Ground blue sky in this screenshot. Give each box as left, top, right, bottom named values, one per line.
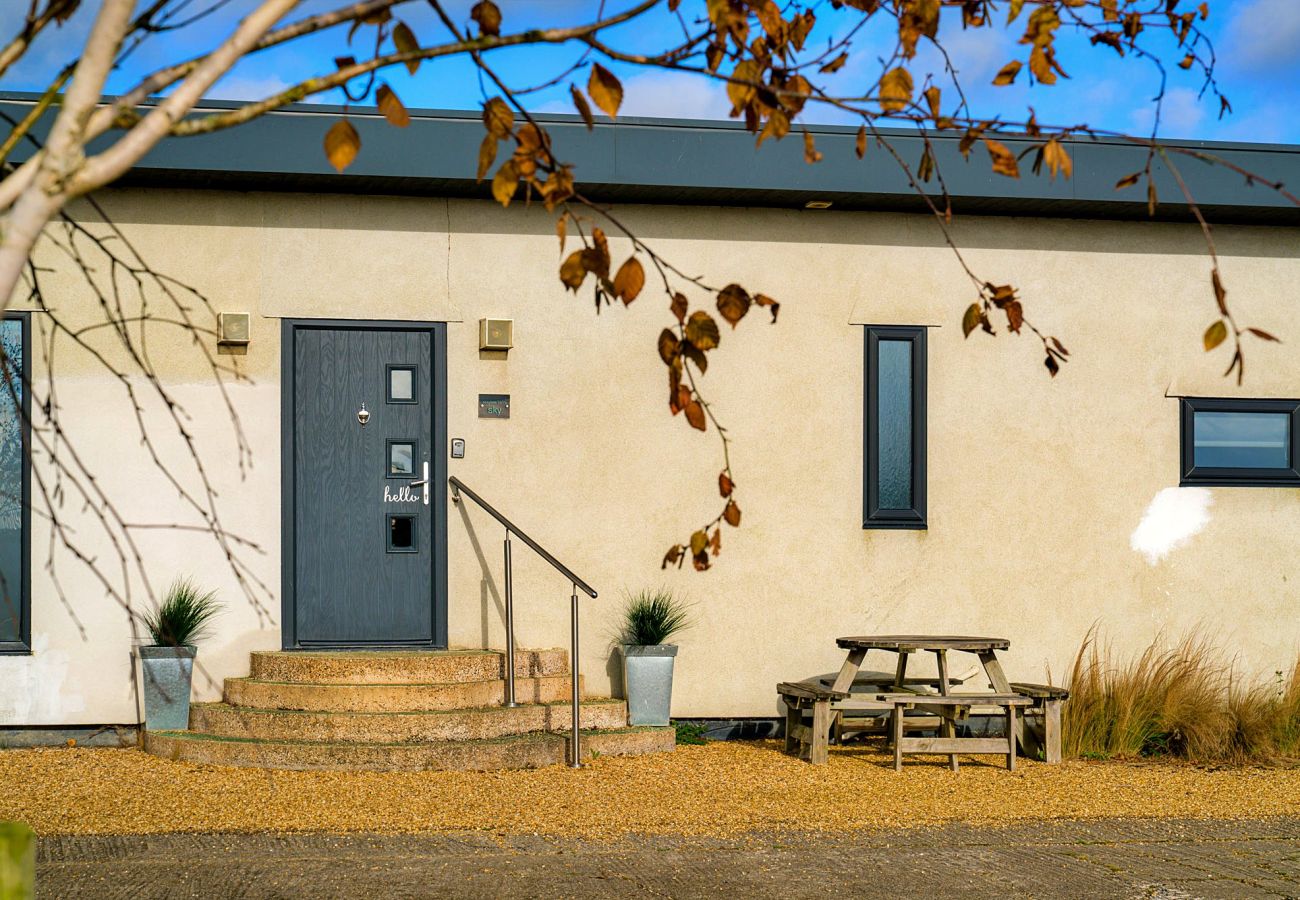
left=3, top=0, right=1299, bottom=144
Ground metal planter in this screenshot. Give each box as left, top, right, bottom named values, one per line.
left=138, top=645, right=196, bottom=732
left=621, top=644, right=678, bottom=726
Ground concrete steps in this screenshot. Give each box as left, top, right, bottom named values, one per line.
left=190, top=698, right=629, bottom=743
left=144, top=726, right=675, bottom=772
left=142, top=648, right=675, bottom=772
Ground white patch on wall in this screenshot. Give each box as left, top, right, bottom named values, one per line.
left=0, top=634, right=86, bottom=724
left=1130, top=487, right=1213, bottom=565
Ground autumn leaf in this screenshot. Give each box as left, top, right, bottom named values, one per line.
left=924, top=85, right=941, bottom=120
left=690, top=529, right=709, bottom=555
left=1203, top=319, right=1228, bottom=351
left=588, top=64, right=623, bottom=119
left=482, top=96, right=514, bottom=138
left=961, top=303, right=982, bottom=338
left=754, top=293, right=780, bottom=323
left=819, top=52, right=848, bottom=74
left=723, top=500, right=741, bottom=527
left=685, top=400, right=707, bottom=431
left=1115, top=171, right=1141, bottom=190
left=612, top=257, right=645, bottom=304
left=709, top=528, right=721, bottom=555
left=985, top=138, right=1020, bottom=178
left=918, top=145, right=934, bottom=182
left=560, top=250, right=587, bottom=291
left=392, top=21, right=420, bottom=75
left=375, top=84, right=409, bottom=127
left=1005, top=299, right=1024, bottom=333
left=727, top=59, right=762, bottom=114
left=1041, top=138, right=1072, bottom=180
left=716, top=284, right=751, bottom=328
left=570, top=84, right=594, bottom=130
left=658, top=328, right=680, bottom=365
left=1246, top=327, right=1280, bottom=342
left=1211, top=268, right=1228, bottom=315
left=476, top=134, right=497, bottom=182
left=662, top=545, right=683, bottom=569
left=555, top=213, right=567, bottom=253
left=993, top=60, right=1022, bottom=86
left=803, top=130, right=823, bottom=164
left=879, top=67, right=913, bottom=113
left=1044, top=353, right=1060, bottom=377
left=323, top=119, right=360, bottom=172
left=470, top=0, right=501, bottom=36
left=719, top=471, right=734, bottom=497
left=685, top=310, right=721, bottom=350
left=671, top=292, right=688, bottom=323
left=491, top=160, right=519, bottom=206
left=855, top=125, right=868, bottom=159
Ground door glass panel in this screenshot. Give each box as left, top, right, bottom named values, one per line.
left=1193, top=411, right=1290, bottom=468
left=388, top=441, right=415, bottom=476
left=0, top=319, right=20, bottom=643
left=387, top=515, right=417, bottom=552
left=388, top=366, right=415, bottom=403
left=876, top=338, right=912, bottom=510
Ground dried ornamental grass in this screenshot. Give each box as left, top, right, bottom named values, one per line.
left=1, top=743, right=1299, bottom=839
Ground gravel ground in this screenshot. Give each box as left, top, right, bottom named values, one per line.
left=4, top=741, right=1300, bottom=838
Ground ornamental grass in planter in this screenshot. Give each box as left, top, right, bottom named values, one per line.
left=617, top=589, right=693, bottom=727
left=138, top=578, right=220, bottom=732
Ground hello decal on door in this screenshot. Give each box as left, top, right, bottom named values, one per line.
left=383, top=484, right=422, bottom=503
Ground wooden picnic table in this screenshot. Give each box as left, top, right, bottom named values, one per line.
left=779, top=634, right=1067, bottom=770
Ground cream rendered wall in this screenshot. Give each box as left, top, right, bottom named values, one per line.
left=2, top=186, right=1297, bottom=724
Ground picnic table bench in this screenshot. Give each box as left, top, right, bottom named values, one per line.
left=779, top=635, right=1067, bottom=770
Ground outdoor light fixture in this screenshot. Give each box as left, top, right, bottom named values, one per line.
left=804, top=200, right=833, bottom=209
left=217, top=311, right=251, bottom=345
left=479, top=318, right=514, bottom=351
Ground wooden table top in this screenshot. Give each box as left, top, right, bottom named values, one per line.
left=836, top=635, right=1011, bottom=652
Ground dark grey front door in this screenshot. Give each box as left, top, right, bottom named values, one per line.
left=283, top=321, right=447, bottom=648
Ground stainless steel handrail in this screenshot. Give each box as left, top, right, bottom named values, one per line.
left=449, top=475, right=596, bottom=768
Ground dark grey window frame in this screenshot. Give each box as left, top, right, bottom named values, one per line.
left=386, top=513, right=419, bottom=553
left=386, top=363, right=418, bottom=404
left=0, top=312, right=30, bottom=655
left=385, top=438, right=418, bottom=479
left=863, top=325, right=927, bottom=529
left=1179, top=396, right=1300, bottom=487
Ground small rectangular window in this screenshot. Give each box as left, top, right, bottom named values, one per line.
left=0, top=313, right=29, bottom=654
left=387, top=365, right=416, bottom=403
left=864, top=326, right=926, bottom=529
left=386, top=439, right=417, bottom=477
left=1180, top=397, right=1300, bottom=486
left=387, top=515, right=418, bottom=552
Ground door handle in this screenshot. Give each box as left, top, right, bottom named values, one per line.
left=408, top=460, right=429, bottom=505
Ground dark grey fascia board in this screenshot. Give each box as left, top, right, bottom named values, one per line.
left=2, top=92, right=1297, bottom=224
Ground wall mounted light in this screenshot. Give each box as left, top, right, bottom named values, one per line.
left=217, top=312, right=251, bottom=346
left=479, top=318, right=513, bottom=351
left=804, top=200, right=833, bottom=210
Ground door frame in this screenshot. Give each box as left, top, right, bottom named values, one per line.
left=280, top=318, right=448, bottom=650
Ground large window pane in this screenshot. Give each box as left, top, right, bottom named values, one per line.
left=1193, top=411, right=1289, bottom=469
left=876, top=338, right=912, bottom=509
left=0, top=318, right=22, bottom=645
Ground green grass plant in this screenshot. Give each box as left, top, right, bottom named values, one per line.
left=142, top=578, right=221, bottom=647
left=618, top=588, right=692, bottom=646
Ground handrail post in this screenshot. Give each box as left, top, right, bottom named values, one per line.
left=503, top=531, right=516, bottom=708
left=570, top=584, right=581, bottom=768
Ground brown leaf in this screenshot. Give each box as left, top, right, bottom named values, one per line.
left=475, top=134, right=497, bottom=182
left=658, top=328, right=680, bottom=365
left=1203, top=319, right=1228, bottom=351
left=491, top=159, right=519, bottom=206
left=560, top=250, right=587, bottom=291
left=918, top=145, right=934, bottom=182
left=392, top=21, right=420, bottom=75
left=681, top=340, right=708, bottom=374
left=727, top=60, right=762, bottom=114
left=709, top=528, right=721, bottom=556
left=716, top=284, right=751, bottom=328
left=671, top=292, right=689, bottom=323
left=613, top=257, right=645, bottom=304
left=855, top=124, right=868, bottom=159
left=1147, top=179, right=1158, bottom=216
left=588, top=64, right=623, bottom=119
left=719, top=471, right=734, bottom=498
left=993, top=59, right=1022, bottom=86
left=1244, top=327, right=1279, bottom=342
left=723, top=499, right=741, bottom=527
left=1178, top=53, right=1194, bottom=70
left=924, top=85, right=942, bottom=120
left=685, top=310, right=721, bottom=350
left=690, top=529, right=709, bottom=556
left=1050, top=336, right=1070, bottom=357
left=662, top=545, right=683, bottom=569
left=1042, top=138, right=1072, bottom=180
left=556, top=213, right=567, bottom=253
left=985, top=138, right=1020, bottom=178
left=1044, top=353, right=1059, bottom=377
left=879, top=67, right=913, bottom=113
left=803, top=130, right=823, bottom=164
left=961, top=302, right=981, bottom=338
left=375, top=84, right=410, bottom=127
left=753, top=293, right=780, bottom=323
left=819, top=52, right=849, bottom=74
left=470, top=0, right=501, bottom=36
left=1005, top=299, right=1024, bottom=333
left=685, top=400, right=707, bottom=432
left=1211, top=268, right=1228, bottom=316
left=1115, top=171, right=1141, bottom=190
left=483, top=96, right=514, bottom=138
left=323, top=119, right=360, bottom=173
left=692, top=549, right=711, bottom=572
left=570, top=84, right=594, bottom=130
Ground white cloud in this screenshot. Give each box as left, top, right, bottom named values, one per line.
left=1221, top=0, right=1300, bottom=73
left=615, top=69, right=732, bottom=121
left=1130, top=487, right=1213, bottom=565
left=1129, top=86, right=1206, bottom=139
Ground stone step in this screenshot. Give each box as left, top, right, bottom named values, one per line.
left=143, top=726, right=675, bottom=771
left=248, top=649, right=569, bottom=685
left=224, top=674, right=583, bottom=713
left=189, top=699, right=628, bottom=743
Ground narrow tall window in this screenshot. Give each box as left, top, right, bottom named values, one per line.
left=864, top=326, right=926, bottom=529
left=0, top=314, right=29, bottom=653
left=1180, top=397, right=1300, bottom=486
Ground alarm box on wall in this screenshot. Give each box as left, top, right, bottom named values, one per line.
left=479, top=318, right=513, bottom=351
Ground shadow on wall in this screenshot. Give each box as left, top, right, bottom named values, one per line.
left=454, top=498, right=504, bottom=649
